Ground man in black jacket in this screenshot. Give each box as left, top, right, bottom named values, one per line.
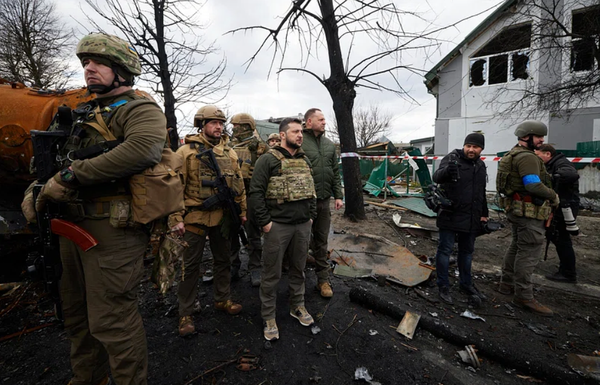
left=432, top=133, right=489, bottom=304
left=536, top=144, right=580, bottom=283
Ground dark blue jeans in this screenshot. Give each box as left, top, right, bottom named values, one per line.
left=435, top=229, right=476, bottom=289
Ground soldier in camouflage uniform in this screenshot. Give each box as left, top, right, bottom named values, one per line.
left=171, top=105, right=247, bottom=337
left=248, top=118, right=317, bottom=341
left=267, top=132, right=281, bottom=148
left=496, top=120, right=559, bottom=317
left=228, top=113, right=267, bottom=286
left=21, top=33, right=178, bottom=385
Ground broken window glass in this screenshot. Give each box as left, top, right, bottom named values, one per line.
left=470, top=59, right=487, bottom=86
left=511, top=52, right=529, bottom=80
left=571, top=39, right=595, bottom=71
left=469, top=23, right=531, bottom=87
left=571, top=6, right=600, bottom=72
left=489, top=54, right=508, bottom=84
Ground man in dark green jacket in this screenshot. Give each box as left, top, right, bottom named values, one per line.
left=302, top=108, right=344, bottom=298
left=249, top=117, right=317, bottom=341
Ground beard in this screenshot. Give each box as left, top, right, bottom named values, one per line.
left=286, top=137, right=301, bottom=149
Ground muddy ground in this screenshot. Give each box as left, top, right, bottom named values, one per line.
left=1, top=198, right=600, bottom=385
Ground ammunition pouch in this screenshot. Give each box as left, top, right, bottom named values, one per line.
left=503, top=194, right=552, bottom=220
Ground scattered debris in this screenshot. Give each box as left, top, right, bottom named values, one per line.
left=332, top=264, right=373, bottom=278
left=457, top=345, right=481, bottom=368
left=354, top=367, right=382, bottom=384
left=368, top=329, right=379, bottom=336
left=524, top=323, right=557, bottom=338
left=236, top=354, right=259, bottom=371
left=460, top=310, right=486, bottom=322
left=311, top=325, right=321, bottom=335
left=567, top=354, right=600, bottom=380
left=328, top=232, right=432, bottom=287
left=504, top=303, right=515, bottom=313
left=0, top=282, right=22, bottom=294
left=396, top=311, right=421, bottom=339
left=392, top=213, right=438, bottom=239
left=429, top=312, right=438, bottom=318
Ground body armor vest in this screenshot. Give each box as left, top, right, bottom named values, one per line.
left=496, top=145, right=552, bottom=197
left=184, top=141, right=244, bottom=204
left=229, top=136, right=267, bottom=180
left=265, top=149, right=316, bottom=203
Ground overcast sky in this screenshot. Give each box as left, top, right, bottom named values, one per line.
left=57, top=0, right=503, bottom=143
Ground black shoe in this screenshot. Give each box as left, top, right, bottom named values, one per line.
left=439, top=287, right=453, bottom=304
left=459, top=284, right=487, bottom=301
left=545, top=272, right=577, bottom=283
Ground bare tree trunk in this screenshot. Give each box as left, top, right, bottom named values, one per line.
left=321, top=0, right=365, bottom=220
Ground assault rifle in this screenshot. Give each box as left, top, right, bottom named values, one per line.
left=28, top=122, right=98, bottom=322
left=197, top=148, right=242, bottom=238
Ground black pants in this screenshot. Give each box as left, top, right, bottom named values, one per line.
left=551, top=207, right=578, bottom=279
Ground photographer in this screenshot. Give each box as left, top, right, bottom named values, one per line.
left=535, top=144, right=580, bottom=283
left=432, top=133, right=489, bottom=304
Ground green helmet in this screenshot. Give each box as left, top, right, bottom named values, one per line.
left=194, top=105, right=226, bottom=128
left=231, top=113, right=256, bottom=131
left=231, top=113, right=255, bottom=139
left=514, top=120, right=548, bottom=138
left=76, top=33, right=141, bottom=76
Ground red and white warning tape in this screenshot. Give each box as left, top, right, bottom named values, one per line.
left=339, top=153, right=600, bottom=163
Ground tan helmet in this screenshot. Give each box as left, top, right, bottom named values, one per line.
left=268, top=133, right=280, bottom=141
left=230, top=113, right=256, bottom=131
left=76, top=33, right=141, bottom=76
left=514, top=120, right=548, bottom=138
left=194, top=105, right=226, bottom=128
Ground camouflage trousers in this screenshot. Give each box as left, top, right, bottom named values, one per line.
left=60, top=218, right=148, bottom=385
left=501, top=212, right=545, bottom=300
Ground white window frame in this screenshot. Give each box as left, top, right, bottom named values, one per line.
left=469, top=49, right=530, bottom=87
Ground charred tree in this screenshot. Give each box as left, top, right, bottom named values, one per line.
left=84, top=0, right=231, bottom=150
left=230, top=0, right=458, bottom=220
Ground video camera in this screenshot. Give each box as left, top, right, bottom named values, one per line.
left=424, top=184, right=453, bottom=214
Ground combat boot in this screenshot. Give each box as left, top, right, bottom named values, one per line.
left=512, top=297, right=554, bottom=317
left=317, top=282, right=333, bottom=298
left=178, top=316, right=195, bottom=337
left=214, top=300, right=242, bottom=315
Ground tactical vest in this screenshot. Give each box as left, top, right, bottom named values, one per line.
left=57, top=94, right=184, bottom=225
left=60, top=94, right=145, bottom=199
left=184, top=141, right=245, bottom=203
left=229, top=136, right=267, bottom=180
left=265, top=149, right=316, bottom=204
left=496, top=145, right=553, bottom=219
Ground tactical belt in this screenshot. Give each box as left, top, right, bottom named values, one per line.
left=64, top=195, right=131, bottom=219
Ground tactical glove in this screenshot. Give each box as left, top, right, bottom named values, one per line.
left=35, top=172, right=78, bottom=212
left=21, top=192, right=37, bottom=223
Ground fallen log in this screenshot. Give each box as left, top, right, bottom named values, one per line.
left=349, top=286, right=585, bottom=385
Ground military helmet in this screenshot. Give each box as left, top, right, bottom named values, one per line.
left=230, top=113, right=256, bottom=132
left=268, top=133, right=280, bottom=141
left=76, top=33, right=141, bottom=76
left=194, top=105, right=226, bottom=128
left=514, top=120, right=548, bottom=138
